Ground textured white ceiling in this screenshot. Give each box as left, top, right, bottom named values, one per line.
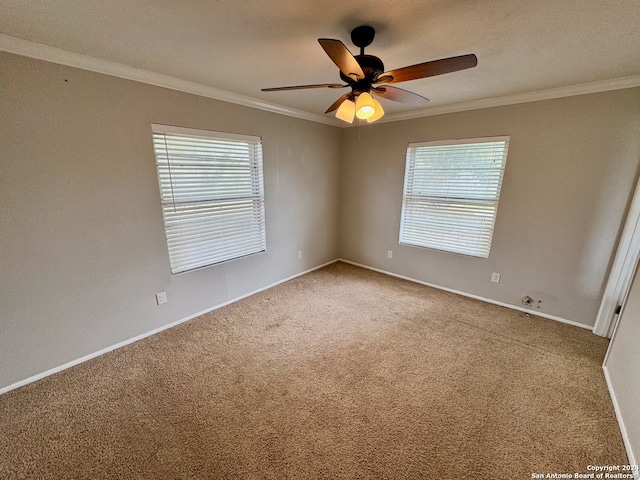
left=1, top=0, right=639, bottom=123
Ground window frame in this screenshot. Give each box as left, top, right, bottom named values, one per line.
left=399, top=135, right=510, bottom=258
left=151, top=123, right=266, bottom=274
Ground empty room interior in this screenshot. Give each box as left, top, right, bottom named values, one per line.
left=1, top=1, right=640, bottom=478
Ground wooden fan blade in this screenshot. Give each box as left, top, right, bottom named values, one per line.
left=375, top=54, right=477, bottom=84
left=372, top=85, right=429, bottom=106
left=324, top=92, right=353, bottom=114
left=318, top=39, right=365, bottom=81
left=262, top=83, right=347, bottom=92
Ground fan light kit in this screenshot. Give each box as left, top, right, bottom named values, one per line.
left=262, top=25, right=478, bottom=124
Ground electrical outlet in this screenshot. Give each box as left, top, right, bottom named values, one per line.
left=156, top=292, right=167, bottom=305
left=491, top=272, right=501, bottom=283
left=387, top=250, right=393, bottom=258
left=297, top=250, right=302, bottom=260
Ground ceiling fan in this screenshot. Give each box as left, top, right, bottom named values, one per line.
left=262, top=25, right=478, bottom=124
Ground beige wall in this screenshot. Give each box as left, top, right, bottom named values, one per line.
left=0, top=52, right=341, bottom=389
left=339, top=89, right=640, bottom=326
left=605, top=264, right=640, bottom=466
left=2, top=50, right=640, bottom=392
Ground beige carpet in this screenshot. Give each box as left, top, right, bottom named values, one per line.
left=0, top=262, right=628, bottom=479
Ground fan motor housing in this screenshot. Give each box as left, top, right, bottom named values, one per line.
left=339, top=54, right=384, bottom=84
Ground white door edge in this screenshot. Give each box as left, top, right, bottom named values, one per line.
left=594, top=179, right=640, bottom=337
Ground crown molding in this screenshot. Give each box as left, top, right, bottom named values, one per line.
left=0, top=34, right=341, bottom=127
left=2, top=34, right=639, bottom=128
left=376, top=74, right=640, bottom=124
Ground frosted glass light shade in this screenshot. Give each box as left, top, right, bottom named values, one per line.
left=355, top=92, right=376, bottom=119
left=367, top=98, right=384, bottom=123
left=335, top=99, right=356, bottom=123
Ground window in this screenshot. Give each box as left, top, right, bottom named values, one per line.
left=399, top=136, right=509, bottom=258
left=151, top=124, right=266, bottom=274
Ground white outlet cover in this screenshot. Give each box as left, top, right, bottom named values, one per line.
left=387, top=250, right=393, bottom=258
left=156, top=292, right=167, bottom=305
left=491, top=272, right=501, bottom=283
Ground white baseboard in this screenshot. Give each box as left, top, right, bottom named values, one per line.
left=0, top=259, right=340, bottom=395
left=603, top=366, right=639, bottom=476
left=338, top=258, right=591, bottom=330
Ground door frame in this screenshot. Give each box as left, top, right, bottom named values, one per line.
left=594, top=178, right=640, bottom=337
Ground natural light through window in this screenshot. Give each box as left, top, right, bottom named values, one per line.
left=399, top=136, right=509, bottom=258
left=151, top=124, right=266, bottom=274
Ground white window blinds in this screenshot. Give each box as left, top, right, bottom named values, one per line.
left=399, top=136, right=509, bottom=258
left=151, top=124, right=266, bottom=274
